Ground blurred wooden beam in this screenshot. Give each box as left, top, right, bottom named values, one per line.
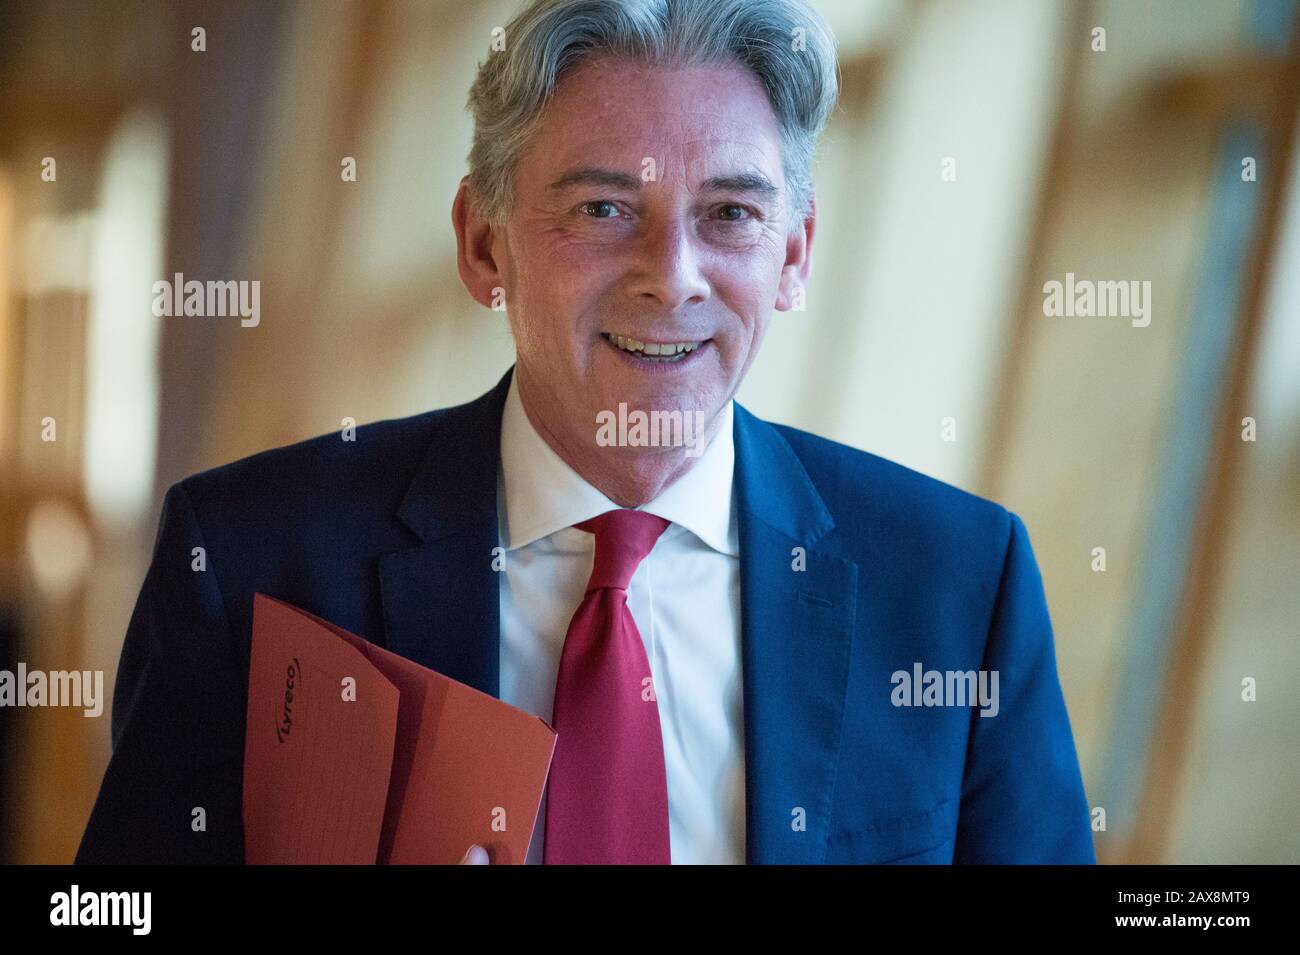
left=0, top=92, right=129, bottom=141
left=977, top=0, right=1094, bottom=499
left=1125, top=7, right=1300, bottom=865
left=1138, top=57, right=1292, bottom=126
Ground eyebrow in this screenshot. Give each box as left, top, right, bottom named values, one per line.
left=546, top=167, right=642, bottom=192
left=546, top=166, right=780, bottom=202
left=700, top=172, right=780, bottom=202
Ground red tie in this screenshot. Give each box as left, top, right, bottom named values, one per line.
left=543, top=508, right=672, bottom=864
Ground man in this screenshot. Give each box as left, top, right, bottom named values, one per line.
left=77, top=0, right=1095, bottom=864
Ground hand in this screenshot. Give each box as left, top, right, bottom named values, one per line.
left=459, top=844, right=490, bottom=864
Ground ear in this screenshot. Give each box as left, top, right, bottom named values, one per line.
left=452, top=175, right=507, bottom=310
left=775, top=192, right=816, bottom=312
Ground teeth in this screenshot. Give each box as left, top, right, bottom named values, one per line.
left=607, top=333, right=701, bottom=358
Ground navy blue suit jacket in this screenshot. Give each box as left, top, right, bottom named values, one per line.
left=77, top=366, right=1095, bottom=864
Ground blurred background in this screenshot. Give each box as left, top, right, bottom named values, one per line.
left=1, top=0, right=1297, bottom=865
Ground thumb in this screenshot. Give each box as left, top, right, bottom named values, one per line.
left=459, top=844, right=490, bottom=865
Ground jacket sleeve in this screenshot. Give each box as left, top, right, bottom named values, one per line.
left=952, top=510, right=1096, bottom=863
left=76, top=481, right=247, bottom=863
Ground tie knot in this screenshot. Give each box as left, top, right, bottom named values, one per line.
left=575, top=509, right=671, bottom=593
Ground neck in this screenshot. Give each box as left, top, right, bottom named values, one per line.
left=515, top=370, right=723, bottom=508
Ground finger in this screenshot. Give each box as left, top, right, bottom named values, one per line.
left=459, top=844, right=490, bottom=865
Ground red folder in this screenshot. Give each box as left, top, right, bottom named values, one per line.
left=243, top=593, right=556, bottom=864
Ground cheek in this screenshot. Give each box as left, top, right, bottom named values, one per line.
left=712, top=236, right=784, bottom=299
left=509, top=262, right=597, bottom=350
left=527, top=237, right=611, bottom=313
left=714, top=268, right=779, bottom=337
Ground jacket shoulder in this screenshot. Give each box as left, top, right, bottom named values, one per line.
left=178, top=408, right=439, bottom=500
left=167, top=400, right=472, bottom=554
left=768, top=420, right=1015, bottom=559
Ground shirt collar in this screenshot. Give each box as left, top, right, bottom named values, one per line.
left=498, top=372, right=738, bottom=556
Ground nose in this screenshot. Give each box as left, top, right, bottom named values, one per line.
left=626, top=217, right=710, bottom=311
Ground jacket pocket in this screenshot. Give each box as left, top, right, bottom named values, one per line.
left=824, top=798, right=957, bottom=864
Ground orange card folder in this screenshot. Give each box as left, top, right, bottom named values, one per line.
left=244, top=593, right=556, bottom=864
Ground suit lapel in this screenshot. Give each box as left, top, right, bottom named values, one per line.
left=734, top=403, right=858, bottom=864
left=378, top=367, right=513, bottom=697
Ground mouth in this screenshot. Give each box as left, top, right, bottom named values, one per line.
left=600, top=331, right=709, bottom=364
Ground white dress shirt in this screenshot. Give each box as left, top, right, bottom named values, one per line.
left=496, top=373, right=746, bottom=864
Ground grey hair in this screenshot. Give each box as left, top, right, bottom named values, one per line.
left=465, top=0, right=839, bottom=231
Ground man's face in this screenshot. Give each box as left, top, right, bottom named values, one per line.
left=488, top=55, right=811, bottom=462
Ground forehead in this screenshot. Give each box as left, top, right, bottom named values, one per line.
left=518, top=56, right=784, bottom=184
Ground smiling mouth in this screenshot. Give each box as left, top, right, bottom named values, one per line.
left=601, top=331, right=707, bottom=363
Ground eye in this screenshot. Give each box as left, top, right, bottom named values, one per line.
left=581, top=200, right=620, bottom=219
left=715, top=203, right=752, bottom=222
